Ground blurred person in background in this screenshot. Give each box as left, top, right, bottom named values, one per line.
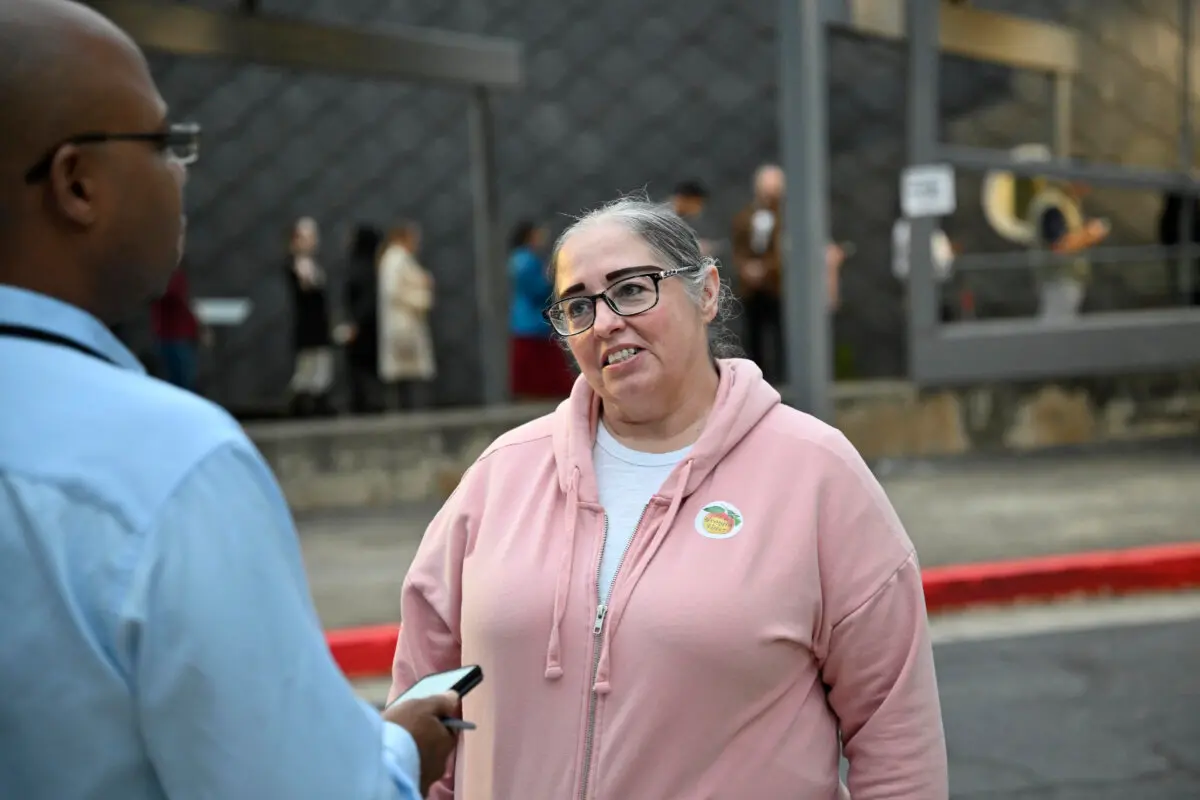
left=667, top=179, right=717, bottom=258
left=389, top=196, right=947, bottom=800
left=340, top=223, right=385, bottom=413
left=284, top=215, right=336, bottom=416
left=1157, top=186, right=1200, bottom=307
left=891, top=196, right=962, bottom=322
left=150, top=259, right=203, bottom=392
left=732, top=164, right=845, bottom=383
left=378, top=221, right=436, bottom=410
left=0, top=0, right=462, bottom=796
left=508, top=219, right=574, bottom=400
left=732, top=164, right=786, bottom=383
left=1027, top=180, right=1109, bottom=320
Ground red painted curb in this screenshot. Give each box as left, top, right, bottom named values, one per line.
left=328, top=542, right=1200, bottom=679
left=327, top=625, right=402, bottom=680
left=921, top=541, right=1200, bottom=612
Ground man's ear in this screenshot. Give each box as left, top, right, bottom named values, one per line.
left=48, top=145, right=99, bottom=227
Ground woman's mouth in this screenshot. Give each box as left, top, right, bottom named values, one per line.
left=603, top=347, right=643, bottom=368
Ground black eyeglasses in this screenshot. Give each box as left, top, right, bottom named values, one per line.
left=23, top=122, right=201, bottom=184
left=543, top=265, right=701, bottom=337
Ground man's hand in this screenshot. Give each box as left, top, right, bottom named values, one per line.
left=826, top=243, right=845, bottom=311
left=384, top=692, right=461, bottom=795
left=1057, top=217, right=1110, bottom=254
left=1085, top=217, right=1111, bottom=241
left=825, top=242, right=846, bottom=272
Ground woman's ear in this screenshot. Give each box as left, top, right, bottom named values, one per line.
left=702, top=265, right=720, bottom=323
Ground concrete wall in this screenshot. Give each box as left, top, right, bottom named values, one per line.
left=252, top=372, right=1200, bottom=513
left=138, top=0, right=1193, bottom=407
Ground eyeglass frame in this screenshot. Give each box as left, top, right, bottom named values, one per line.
left=23, top=122, right=201, bottom=184
left=542, top=264, right=702, bottom=337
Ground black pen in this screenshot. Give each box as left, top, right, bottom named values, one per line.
left=440, top=718, right=477, bottom=731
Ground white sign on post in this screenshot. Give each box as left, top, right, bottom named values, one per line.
left=901, top=163, right=957, bottom=218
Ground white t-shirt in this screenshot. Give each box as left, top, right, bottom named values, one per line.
left=749, top=208, right=777, bottom=255
left=892, top=219, right=954, bottom=283
left=593, top=423, right=691, bottom=604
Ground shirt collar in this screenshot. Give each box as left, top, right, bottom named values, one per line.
left=0, top=284, right=146, bottom=373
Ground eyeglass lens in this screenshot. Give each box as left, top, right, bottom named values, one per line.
left=166, top=126, right=200, bottom=165
left=551, top=274, right=659, bottom=335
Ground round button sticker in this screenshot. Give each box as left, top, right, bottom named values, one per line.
left=695, top=501, right=744, bottom=539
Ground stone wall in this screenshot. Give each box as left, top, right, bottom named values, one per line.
left=253, top=372, right=1200, bottom=513
left=837, top=372, right=1200, bottom=460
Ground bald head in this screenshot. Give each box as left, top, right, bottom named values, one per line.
left=754, top=164, right=785, bottom=204
left=0, top=1, right=144, bottom=196
left=0, top=0, right=186, bottom=323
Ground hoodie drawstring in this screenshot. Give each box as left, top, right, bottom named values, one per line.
left=593, top=459, right=695, bottom=695
left=544, top=467, right=582, bottom=680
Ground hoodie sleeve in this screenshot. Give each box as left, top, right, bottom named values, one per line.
left=813, top=432, right=949, bottom=800
left=388, top=478, right=475, bottom=800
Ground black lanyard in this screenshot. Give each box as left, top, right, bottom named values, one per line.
left=0, top=323, right=117, bottom=366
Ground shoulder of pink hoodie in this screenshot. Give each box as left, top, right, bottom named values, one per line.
left=391, top=359, right=947, bottom=800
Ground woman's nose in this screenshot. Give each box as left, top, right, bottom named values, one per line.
left=591, top=299, right=625, bottom=336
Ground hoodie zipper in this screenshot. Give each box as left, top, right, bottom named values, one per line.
left=578, top=504, right=648, bottom=800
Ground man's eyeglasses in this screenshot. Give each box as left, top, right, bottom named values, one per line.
left=543, top=265, right=701, bottom=337
left=23, top=122, right=201, bottom=184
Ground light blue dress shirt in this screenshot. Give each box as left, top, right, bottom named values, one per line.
left=0, top=285, right=422, bottom=799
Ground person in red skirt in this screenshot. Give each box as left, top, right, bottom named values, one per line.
left=508, top=220, right=576, bottom=399
left=151, top=262, right=202, bottom=392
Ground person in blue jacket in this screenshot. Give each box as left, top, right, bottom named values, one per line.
left=508, top=220, right=574, bottom=398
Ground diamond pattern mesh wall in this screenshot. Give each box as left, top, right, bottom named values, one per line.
left=134, top=0, right=1191, bottom=406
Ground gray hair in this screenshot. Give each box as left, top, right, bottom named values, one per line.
left=549, top=193, right=741, bottom=358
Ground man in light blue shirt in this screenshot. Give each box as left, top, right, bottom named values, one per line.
left=0, top=1, right=459, bottom=797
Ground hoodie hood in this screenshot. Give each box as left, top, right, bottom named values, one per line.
left=551, top=357, right=781, bottom=503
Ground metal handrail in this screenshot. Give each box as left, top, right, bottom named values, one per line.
left=953, top=244, right=1200, bottom=272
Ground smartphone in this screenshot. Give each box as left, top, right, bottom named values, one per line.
left=386, top=664, right=484, bottom=716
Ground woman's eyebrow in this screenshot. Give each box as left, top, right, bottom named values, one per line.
left=559, top=265, right=659, bottom=297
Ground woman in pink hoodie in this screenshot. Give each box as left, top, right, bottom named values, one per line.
left=389, top=196, right=948, bottom=799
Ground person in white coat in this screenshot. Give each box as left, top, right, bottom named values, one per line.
left=378, top=222, right=436, bottom=409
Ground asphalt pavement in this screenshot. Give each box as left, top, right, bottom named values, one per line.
left=936, top=607, right=1200, bottom=798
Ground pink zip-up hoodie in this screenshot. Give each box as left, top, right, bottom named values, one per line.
left=390, top=359, right=948, bottom=799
